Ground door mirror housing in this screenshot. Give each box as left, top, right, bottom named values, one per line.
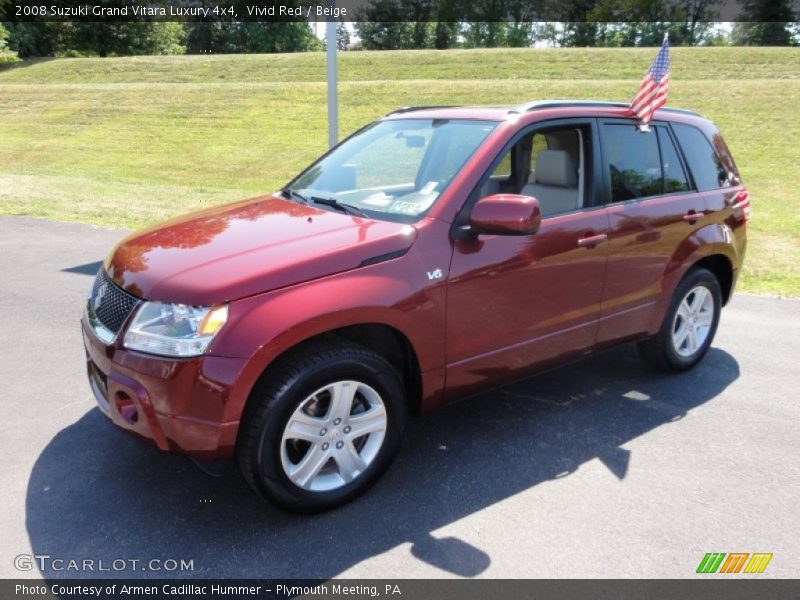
left=469, top=194, right=542, bottom=236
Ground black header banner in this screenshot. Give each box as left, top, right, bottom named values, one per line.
left=2, top=0, right=798, bottom=23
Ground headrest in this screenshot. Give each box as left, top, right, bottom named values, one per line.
left=535, top=150, right=577, bottom=188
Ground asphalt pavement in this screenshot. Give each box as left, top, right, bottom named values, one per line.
left=0, top=215, right=797, bottom=579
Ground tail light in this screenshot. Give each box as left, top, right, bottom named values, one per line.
left=731, top=189, right=750, bottom=223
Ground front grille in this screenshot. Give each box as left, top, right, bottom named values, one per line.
left=89, top=269, right=140, bottom=334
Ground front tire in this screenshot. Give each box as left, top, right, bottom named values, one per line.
left=638, top=267, right=722, bottom=372
left=237, top=341, right=407, bottom=512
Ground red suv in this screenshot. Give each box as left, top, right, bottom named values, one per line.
left=82, top=101, right=748, bottom=511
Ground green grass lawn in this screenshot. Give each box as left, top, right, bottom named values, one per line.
left=1, top=48, right=798, bottom=296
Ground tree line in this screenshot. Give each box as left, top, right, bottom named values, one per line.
left=1, top=22, right=324, bottom=59
left=355, top=0, right=798, bottom=49
left=0, top=0, right=797, bottom=61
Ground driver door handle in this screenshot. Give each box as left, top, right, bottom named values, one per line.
left=577, top=233, right=608, bottom=249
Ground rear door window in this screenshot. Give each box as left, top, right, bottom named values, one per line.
left=602, top=122, right=693, bottom=202
left=603, top=123, right=663, bottom=201
left=672, top=123, right=732, bottom=191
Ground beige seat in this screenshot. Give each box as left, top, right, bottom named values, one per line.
left=521, top=150, right=580, bottom=217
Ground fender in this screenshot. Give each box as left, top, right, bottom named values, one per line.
left=649, top=220, right=739, bottom=334
left=209, top=239, right=452, bottom=423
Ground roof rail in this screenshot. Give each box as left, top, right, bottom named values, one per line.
left=511, top=100, right=700, bottom=117
left=386, top=105, right=461, bottom=115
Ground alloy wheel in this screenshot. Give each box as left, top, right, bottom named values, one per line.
left=671, top=285, right=715, bottom=358
left=279, top=380, right=387, bottom=492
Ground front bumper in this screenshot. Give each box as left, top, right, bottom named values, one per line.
left=81, top=319, right=248, bottom=459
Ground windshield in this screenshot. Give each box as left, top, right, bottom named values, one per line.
left=288, top=118, right=498, bottom=221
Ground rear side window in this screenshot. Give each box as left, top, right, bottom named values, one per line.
left=672, top=123, right=731, bottom=191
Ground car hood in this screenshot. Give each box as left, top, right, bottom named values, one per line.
left=105, top=195, right=418, bottom=305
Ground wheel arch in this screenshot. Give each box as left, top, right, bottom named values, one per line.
left=236, top=322, right=425, bottom=427
left=662, top=223, right=739, bottom=308
left=690, top=254, right=734, bottom=305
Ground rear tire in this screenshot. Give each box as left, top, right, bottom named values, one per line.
left=638, top=267, right=721, bottom=372
left=236, top=341, right=407, bottom=512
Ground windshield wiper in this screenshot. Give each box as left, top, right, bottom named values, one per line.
left=310, top=196, right=368, bottom=218
left=281, top=187, right=309, bottom=204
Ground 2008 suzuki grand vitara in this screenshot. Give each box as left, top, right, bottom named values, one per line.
left=82, top=101, right=748, bottom=511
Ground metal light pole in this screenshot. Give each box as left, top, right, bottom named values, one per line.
left=325, top=2, right=338, bottom=148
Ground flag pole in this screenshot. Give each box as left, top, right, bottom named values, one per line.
left=325, top=1, right=338, bottom=149
left=631, top=31, right=669, bottom=133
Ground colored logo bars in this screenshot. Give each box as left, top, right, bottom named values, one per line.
left=696, top=552, right=773, bottom=574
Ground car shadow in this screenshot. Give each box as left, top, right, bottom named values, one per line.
left=26, top=344, right=739, bottom=579
left=61, top=261, right=103, bottom=276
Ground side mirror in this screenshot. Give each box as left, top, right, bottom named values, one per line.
left=469, top=194, right=541, bottom=236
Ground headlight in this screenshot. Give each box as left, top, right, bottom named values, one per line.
left=123, top=302, right=229, bottom=357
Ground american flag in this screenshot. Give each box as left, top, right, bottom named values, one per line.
left=629, top=34, right=670, bottom=125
